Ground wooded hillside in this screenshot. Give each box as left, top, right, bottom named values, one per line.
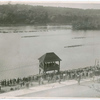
left=0, top=4, right=100, bottom=29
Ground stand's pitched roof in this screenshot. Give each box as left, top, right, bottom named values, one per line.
left=38, top=52, right=61, bottom=62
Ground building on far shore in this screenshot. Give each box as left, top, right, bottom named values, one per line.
left=38, top=52, right=61, bottom=74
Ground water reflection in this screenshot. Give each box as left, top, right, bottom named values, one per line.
left=0, top=25, right=72, bottom=33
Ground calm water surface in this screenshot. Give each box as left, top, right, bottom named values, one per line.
left=0, top=26, right=100, bottom=80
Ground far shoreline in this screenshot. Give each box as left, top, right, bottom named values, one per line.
left=0, top=24, right=100, bottom=31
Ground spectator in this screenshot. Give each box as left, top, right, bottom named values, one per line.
left=58, top=74, right=61, bottom=84
left=77, top=73, right=81, bottom=85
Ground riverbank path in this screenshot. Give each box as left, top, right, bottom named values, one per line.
left=0, top=76, right=100, bottom=97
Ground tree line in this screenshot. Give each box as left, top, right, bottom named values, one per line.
left=0, top=4, right=100, bottom=29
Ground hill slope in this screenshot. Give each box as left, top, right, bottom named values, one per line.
left=0, top=4, right=100, bottom=29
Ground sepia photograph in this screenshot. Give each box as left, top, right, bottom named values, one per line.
left=0, top=0, right=100, bottom=98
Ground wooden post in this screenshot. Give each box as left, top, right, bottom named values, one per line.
left=39, top=68, right=41, bottom=74
left=43, top=62, right=45, bottom=73
left=58, top=61, right=60, bottom=72
left=39, top=61, right=41, bottom=74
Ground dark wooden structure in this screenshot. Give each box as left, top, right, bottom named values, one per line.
left=38, top=52, right=61, bottom=74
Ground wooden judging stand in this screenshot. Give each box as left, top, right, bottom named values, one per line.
left=38, top=52, right=61, bottom=74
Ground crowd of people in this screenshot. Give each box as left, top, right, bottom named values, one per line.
left=0, top=65, right=100, bottom=91
left=0, top=76, right=33, bottom=87
left=44, top=62, right=56, bottom=67
left=38, top=65, right=100, bottom=85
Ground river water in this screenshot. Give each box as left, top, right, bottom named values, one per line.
left=0, top=25, right=100, bottom=80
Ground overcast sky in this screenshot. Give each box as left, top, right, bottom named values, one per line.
left=0, top=0, right=100, bottom=3
left=0, top=0, right=100, bottom=9
left=0, top=0, right=100, bottom=2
